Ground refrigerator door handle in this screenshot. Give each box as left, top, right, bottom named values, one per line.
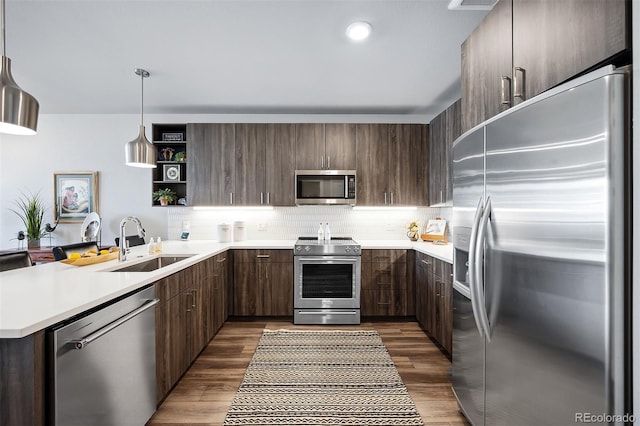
left=468, top=196, right=485, bottom=337
left=474, top=196, right=493, bottom=341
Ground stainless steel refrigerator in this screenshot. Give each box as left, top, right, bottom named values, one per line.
left=451, top=65, right=630, bottom=425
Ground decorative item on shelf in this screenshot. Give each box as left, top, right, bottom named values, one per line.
left=406, top=220, right=420, bottom=241
left=174, top=151, right=186, bottom=162
left=162, top=132, right=183, bottom=142
left=9, top=191, right=49, bottom=248
left=124, top=68, right=156, bottom=168
left=160, top=147, right=175, bottom=161
left=163, top=164, right=181, bottom=181
left=152, top=188, right=177, bottom=206
left=421, top=217, right=448, bottom=242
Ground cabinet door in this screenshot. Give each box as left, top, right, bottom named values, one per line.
left=356, top=124, right=389, bottom=205
left=213, top=253, right=229, bottom=331
left=439, top=262, right=453, bottom=355
left=428, top=110, right=445, bottom=206
left=512, top=0, right=628, bottom=105
left=444, top=99, right=462, bottom=204
left=415, top=254, right=429, bottom=330
left=325, top=123, right=356, bottom=170
left=461, top=0, right=512, bottom=133
left=295, top=123, right=325, bottom=170
left=389, top=124, right=427, bottom=206
left=187, top=123, right=235, bottom=205
left=235, top=124, right=266, bottom=205
left=233, top=259, right=260, bottom=316
left=265, top=124, right=296, bottom=206
left=268, top=262, right=293, bottom=316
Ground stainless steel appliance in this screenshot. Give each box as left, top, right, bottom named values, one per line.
left=294, top=237, right=361, bottom=324
left=451, top=66, right=630, bottom=425
left=295, top=170, right=356, bottom=205
left=48, top=286, right=159, bottom=426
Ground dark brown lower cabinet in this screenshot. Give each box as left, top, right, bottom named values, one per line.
left=0, top=331, right=46, bottom=426
left=233, top=249, right=293, bottom=316
left=361, top=250, right=414, bottom=317
left=156, top=254, right=229, bottom=403
left=415, top=251, right=453, bottom=356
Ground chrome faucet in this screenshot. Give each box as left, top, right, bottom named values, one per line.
left=119, top=216, right=146, bottom=261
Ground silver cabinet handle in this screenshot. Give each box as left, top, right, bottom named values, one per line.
left=474, top=196, right=492, bottom=341
left=229, top=192, right=234, bottom=205
left=192, top=289, right=197, bottom=308
left=217, top=257, right=226, bottom=263
left=327, top=156, right=331, bottom=169
left=384, top=192, right=388, bottom=204
left=256, top=254, right=270, bottom=259
left=390, top=192, right=394, bottom=205
left=260, top=192, right=264, bottom=205
left=500, top=76, right=512, bottom=106
left=514, top=67, right=525, bottom=101
left=468, top=197, right=485, bottom=337
left=71, top=298, right=159, bottom=350
left=321, top=156, right=324, bottom=169
left=421, top=259, right=431, bottom=266
left=266, top=192, right=270, bottom=205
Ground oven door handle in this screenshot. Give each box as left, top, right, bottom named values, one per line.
left=296, top=256, right=360, bottom=262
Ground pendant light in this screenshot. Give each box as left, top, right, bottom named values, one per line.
left=0, top=0, right=39, bottom=135
left=125, top=68, right=157, bottom=168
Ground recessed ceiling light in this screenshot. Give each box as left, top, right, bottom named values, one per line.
left=346, top=21, right=372, bottom=41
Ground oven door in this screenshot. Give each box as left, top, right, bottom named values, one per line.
left=294, top=256, right=361, bottom=309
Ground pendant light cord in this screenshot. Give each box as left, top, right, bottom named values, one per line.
left=140, top=71, right=144, bottom=127
left=1, top=0, right=6, bottom=57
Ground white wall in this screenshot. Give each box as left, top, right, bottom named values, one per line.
left=0, top=112, right=430, bottom=250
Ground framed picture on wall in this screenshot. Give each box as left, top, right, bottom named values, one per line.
left=53, top=171, right=99, bottom=222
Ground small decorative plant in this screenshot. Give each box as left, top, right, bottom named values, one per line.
left=10, top=191, right=49, bottom=246
left=152, top=188, right=177, bottom=206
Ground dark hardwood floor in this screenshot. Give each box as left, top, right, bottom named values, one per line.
left=147, top=320, right=468, bottom=425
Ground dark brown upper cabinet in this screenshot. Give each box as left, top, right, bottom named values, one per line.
left=187, top=123, right=235, bottom=206
left=295, top=123, right=356, bottom=170
left=356, top=124, right=428, bottom=206
left=462, top=0, right=629, bottom=132
left=428, top=99, right=461, bottom=207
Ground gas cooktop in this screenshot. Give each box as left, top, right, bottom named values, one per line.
left=294, top=237, right=361, bottom=256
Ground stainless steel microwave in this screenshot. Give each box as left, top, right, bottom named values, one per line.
left=295, top=170, right=356, bottom=205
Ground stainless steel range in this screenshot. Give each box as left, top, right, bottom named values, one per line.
left=293, top=237, right=361, bottom=325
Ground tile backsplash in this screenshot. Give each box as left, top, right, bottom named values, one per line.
left=167, top=206, right=451, bottom=241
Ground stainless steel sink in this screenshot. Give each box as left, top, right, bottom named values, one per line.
left=108, top=255, right=193, bottom=272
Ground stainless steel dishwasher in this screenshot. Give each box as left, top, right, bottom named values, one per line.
left=48, top=285, right=159, bottom=426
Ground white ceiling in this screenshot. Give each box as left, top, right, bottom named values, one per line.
left=7, top=0, right=488, bottom=120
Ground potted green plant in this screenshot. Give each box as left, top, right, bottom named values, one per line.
left=10, top=191, right=49, bottom=248
left=152, top=188, right=177, bottom=206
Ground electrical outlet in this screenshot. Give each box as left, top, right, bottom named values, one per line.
left=258, top=222, right=267, bottom=231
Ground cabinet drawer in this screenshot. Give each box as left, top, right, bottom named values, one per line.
left=233, top=249, right=292, bottom=263
left=362, top=249, right=407, bottom=263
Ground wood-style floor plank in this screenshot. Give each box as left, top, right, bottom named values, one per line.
left=147, top=320, right=469, bottom=426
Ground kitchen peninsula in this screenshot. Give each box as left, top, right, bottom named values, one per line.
left=0, top=238, right=452, bottom=425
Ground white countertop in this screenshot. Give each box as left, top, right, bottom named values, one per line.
left=0, top=238, right=451, bottom=339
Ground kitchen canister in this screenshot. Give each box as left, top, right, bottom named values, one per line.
left=217, top=223, right=232, bottom=243
left=233, top=221, right=247, bottom=241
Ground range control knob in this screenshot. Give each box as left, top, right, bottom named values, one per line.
left=304, top=246, right=311, bottom=252
left=353, top=246, right=361, bottom=253
left=345, top=246, right=352, bottom=252
left=295, top=246, right=302, bottom=252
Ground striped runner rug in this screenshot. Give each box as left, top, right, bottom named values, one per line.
left=223, top=329, right=424, bottom=425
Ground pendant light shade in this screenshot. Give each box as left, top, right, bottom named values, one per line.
left=0, top=0, right=39, bottom=135
left=125, top=68, right=157, bottom=168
